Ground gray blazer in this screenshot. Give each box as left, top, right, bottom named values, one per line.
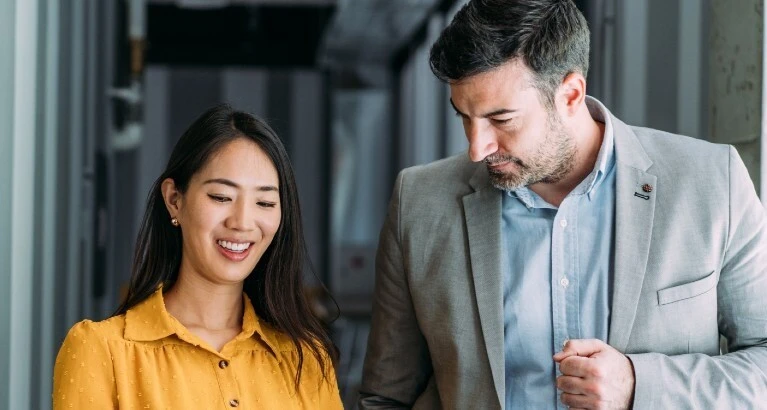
left=358, top=112, right=767, bottom=409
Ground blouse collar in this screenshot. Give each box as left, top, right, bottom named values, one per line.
left=124, top=286, right=281, bottom=356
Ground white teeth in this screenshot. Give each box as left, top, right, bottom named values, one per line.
left=217, top=240, right=251, bottom=252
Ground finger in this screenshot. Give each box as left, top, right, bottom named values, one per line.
left=558, top=355, right=600, bottom=378
left=555, top=339, right=605, bottom=361
left=554, top=339, right=607, bottom=362
left=560, top=392, right=597, bottom=409
left=556, top=375, right=592, bottom=395
left=553, top=349, right=579, bottom=362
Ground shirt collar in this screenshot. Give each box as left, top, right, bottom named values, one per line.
left=506, top=96, right=615, bottom=207
left=583, top=96, right=616, bottom=199
left=124, top=286, right=281, bottom=356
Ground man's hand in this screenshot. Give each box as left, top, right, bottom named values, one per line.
left=552, top=339, right=635, bottom=410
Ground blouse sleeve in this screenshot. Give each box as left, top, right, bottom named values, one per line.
left=53, top=320, right=117, bottom=409
left=304, top=344, right=343, bottom=409
left=286, top=342, right=343, bottom=409
left=317, top=359, right=344, bottom=409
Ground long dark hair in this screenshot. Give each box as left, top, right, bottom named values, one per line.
left=115, top=103, right=337, bottom=385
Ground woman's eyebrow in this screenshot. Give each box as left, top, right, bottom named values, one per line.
left=203, top=178, right=278, bottom=192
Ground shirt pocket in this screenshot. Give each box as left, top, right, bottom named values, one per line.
left=657, top=270, right=718, bottom=305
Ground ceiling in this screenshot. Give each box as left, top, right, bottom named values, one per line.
left=148, top=0, right=336, bottom=6
left=319, top=0, right=443, bottom=68
left=146, top=3, right=335, bottom=66
left=145, top=0, right=453, bottom=68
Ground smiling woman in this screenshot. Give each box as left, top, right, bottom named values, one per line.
left=161, top=138, right=283, bottom=287
left=52, top=104, right=342, bottom=409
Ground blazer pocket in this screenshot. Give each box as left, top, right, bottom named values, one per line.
left=657, top=270, right=718, bottom=305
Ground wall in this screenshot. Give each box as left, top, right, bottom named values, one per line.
left=709, top=0, right=763, bottom=195
left=0, top=0, right=37, bottom=407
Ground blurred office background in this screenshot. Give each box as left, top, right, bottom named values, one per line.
left=0, top=0, right=765, bottom=408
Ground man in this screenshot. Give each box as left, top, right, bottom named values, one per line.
left=358, top=0, right=767, bottom=409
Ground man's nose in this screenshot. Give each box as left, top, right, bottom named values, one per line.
left=466, top=123, right=497, bottom=162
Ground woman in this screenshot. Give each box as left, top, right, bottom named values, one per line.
left=53, top=104, right=342, bottom=409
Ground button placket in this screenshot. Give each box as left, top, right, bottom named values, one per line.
left=212, top=355, right=240, bottom=409
left=551, top=210, right=569, bottom=367
left=564, top=202, right=581, bottom=350
left=552, top=200, right=580, bottom=364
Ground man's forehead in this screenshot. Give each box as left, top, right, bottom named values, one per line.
left=449, top=69, right=535, bottom=114
left=455, top=59, right=533, bottom=84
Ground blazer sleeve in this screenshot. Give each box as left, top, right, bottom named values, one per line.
left=53, top=320, right=117, bottom=409
left=358, top=171, right=434, bottom=409
left=628, top=146, right=767, bottom=407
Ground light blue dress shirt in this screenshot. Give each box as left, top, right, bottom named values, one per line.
left=502, top=98, right=616, bottom=409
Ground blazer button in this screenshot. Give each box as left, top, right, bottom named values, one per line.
left=642, top=183, right=653, bottom=193
left=229, top=399, right=239, bottom=407
left=219, top=360, right=229, bottom=369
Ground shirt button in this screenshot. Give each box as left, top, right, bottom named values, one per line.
left=560, top=219, right=568, bottom=228
left=229, top=399, right=239, bottom=407
left=219, top=360, right=229, bottom=369
left=560, top=277, right=570, bottom=287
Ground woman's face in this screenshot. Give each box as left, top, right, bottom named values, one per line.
left=163, top=138, right=282, bottom=286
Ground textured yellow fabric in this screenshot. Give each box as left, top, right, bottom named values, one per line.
left=53, top=288, right=342, bottom=409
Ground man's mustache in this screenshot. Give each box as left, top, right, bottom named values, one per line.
left=484, top=153, right=526, bottom=169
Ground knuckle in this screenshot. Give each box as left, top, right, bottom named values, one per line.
left=589, top=365, right=605, bottom=379
left=586, top=383, right=604, bottom=397
left=560, top=393, right=577, bottom=407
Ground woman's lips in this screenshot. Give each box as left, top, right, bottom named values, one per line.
left=216, top=240, right=253, bottom=262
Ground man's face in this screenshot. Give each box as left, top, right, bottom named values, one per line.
left=449, top=59, right=576, bottom=191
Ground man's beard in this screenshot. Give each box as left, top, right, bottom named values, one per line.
left=485, top=117, right=577, bottom=191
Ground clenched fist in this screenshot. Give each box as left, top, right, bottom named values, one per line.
left=553, top=339, right=635, bottom=410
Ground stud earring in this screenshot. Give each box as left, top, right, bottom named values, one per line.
left=171, top=217, right=179, bottom=227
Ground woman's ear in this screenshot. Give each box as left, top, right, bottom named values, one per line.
left=161, top=178, right=183, bottom=221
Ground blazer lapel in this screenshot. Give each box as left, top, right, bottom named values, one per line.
left=608, top=117, right=657, bottom=352
left=463, top=165, right=505, bottom=408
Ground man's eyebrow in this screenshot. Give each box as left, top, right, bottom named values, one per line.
left=449, top=99, right=517, bottom=118
left=203, top=178, right=278, bottom=192
left=449, top=98, right=465, bottom=116
left=481, top=108, right=517, bottom=117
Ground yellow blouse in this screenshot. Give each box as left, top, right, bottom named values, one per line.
left=53, top=288, right=342, bottom=409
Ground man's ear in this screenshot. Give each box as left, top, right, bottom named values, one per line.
left=557, top=72, right=587, bottom=117
left=161, top=178, right=183, bottom=221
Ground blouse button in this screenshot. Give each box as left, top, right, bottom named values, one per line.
left=229, top=399, right=239, bottom=407
left=219, top=360, right=229, bottom=369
